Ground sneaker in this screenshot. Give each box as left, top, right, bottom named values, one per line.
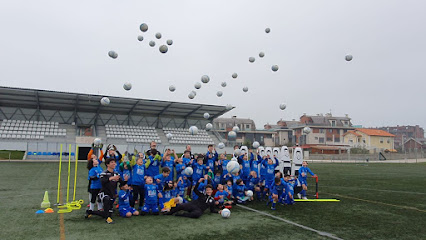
left=85, top=210, right=92, bottom=219
left=297, top=193, right=302, bottom=199
left=106, top=217, right=114, bottom=224
left=302, top=197, right=308, bottom=200
left=271, top=206, right=276, bottom=210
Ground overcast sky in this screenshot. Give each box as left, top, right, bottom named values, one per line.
left=1, top=0, right=425, bottom=130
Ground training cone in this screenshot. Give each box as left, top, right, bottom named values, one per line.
left=36, top=210, right=45, bottom=214
left=44, top=208, right=54, bottom=213
left=41, top=191, right=51, bottom=208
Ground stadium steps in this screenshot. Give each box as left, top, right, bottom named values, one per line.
left=208, top=130, right=221, bottom=145
left=96, top=125, right=107, bottom=141
left=156, top=129, right=169, bottom=146
left=59, top=124, right=76, bottom=142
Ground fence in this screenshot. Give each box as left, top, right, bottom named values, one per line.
left=309, top=150, right=425, bottom=161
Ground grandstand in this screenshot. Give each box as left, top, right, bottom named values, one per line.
left=0, top=86, right=233, bottom=159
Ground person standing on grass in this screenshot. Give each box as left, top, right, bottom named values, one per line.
left=85, top=157, right=128, bottom=224
left=298, top=161, right=317, bottom=200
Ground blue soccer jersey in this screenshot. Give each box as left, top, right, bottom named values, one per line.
left=132, top=164, right=145, bottom=186
left=144, top=184, right=159, bottom=204
left=88, top=166, right=103, bottom=189
left=118, top=189, right=131, bottom=209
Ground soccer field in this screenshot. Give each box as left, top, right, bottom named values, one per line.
left=0, top=162, right=425, bottom=240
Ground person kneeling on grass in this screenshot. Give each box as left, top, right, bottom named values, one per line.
left=118, top=182, right=139, bottom=218
left=165, top=178, right=222, bottom=218
left=85, top=157, right=128, bottom=224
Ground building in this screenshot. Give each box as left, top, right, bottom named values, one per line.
left=403, top=138, right=426, bottom=151
left=213, top=116, right=256, bottom=131
left=376, top=125, right=424, bottom=149
left=343, top=128, right=395, bottom=153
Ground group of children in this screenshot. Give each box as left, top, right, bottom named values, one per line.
left=85, top=143, right=317, bottom=224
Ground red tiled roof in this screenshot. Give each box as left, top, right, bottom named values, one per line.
left=343, top=130, right=362, bottom=137
left=356, top=128, right=395, bottom=137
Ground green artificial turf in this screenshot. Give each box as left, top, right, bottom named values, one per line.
left=0, top=162, right=425, bottom=240
left=0, top=150, right=25, bottom=160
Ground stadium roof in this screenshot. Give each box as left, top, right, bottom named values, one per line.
left=0, top=86, right=232, bottom=120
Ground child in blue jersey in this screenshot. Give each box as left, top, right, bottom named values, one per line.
left=141, top=176, right=162, bottom=215
left=225, top=180, right=234, bottom=201
left=251, top=153, right=261, bottom=179
left=154, top=167, right=171, bottom=190
left=298, top=161, right=317, bottom=199
left=261, top=157, right=279, bottom=200
left=145, top=149, right=162, bottom=177
left=269, top=177, right=286, bottom=210
left=214, top=184, right=233, bottom=208
left=162, top=149, right=178, bottom=181
left=240, top=152, right=253, bottom=183
left=258, top=154, right=268, bottom=192
left=283, top=174, right=295, bottom=205
left=131, top=157, right=146, bottom=209
left=160, top=181, right=174, bottom=212
left=205, top=145, right=218, bottom=173
left=247, top=171, right=261, bottom=201
left=175, top=157, right=186, bottom=181
left=231, top=171, right=241, bottom=186
left=119, top=161, right=132, bottom=185
left=234, top=179, right=248, bottom=204
left=118, top=183, right=139, bottom=217
left=87, top=157, right=103, bottom=211
left=212, top=171, right=222, bottom=189
left=192, top=156, right=208, bottom=185
left=182, top=150, right=193, bottom=166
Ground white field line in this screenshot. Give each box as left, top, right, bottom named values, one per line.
left=321, top=186, right=426, bottom=195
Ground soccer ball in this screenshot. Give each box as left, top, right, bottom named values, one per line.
left=242, top=87, right=248, bottom=92
left=139, top=23, right=148, bottom=32
left=265, top=28, right=270, bottom=33
left=195, top=82, right=201, bottom=89
left=303, top=127, right=311, bottom=134
left=218, top=142, right=225, bottom=149
left=188, top=92, right=195, bottom=99
left=345, top=54, right=353, bottom=61
left=169, top=85, right=176, bottom=92
left=246, top=190, right=253, bottom=198
left=221, top=82, right=227, bottom=87
left=259, top=52, right=265, bottom=58
left=189, top=126, right=198, bottom=135
left=149, top=41, right=155, bottom=47
left=279, top=104, right=286, bottom=110
left=249, top=57, right=255, bottom=63
left=227, top=161, right=240, bottom=174
left=252, top=141, right=260, bottom=149
left=221, top=208, right=231, bottom=218
left=272, top=65, right=279, bottom=72
left=232, top=73, right=238, bottom=79
left=123, top=82, right=132, bottom=91
left=108, top=51, right=118, bottom=59
left=232, top=126, right=240, bottom=133
left=93, top=138, right=102, bottom=146
left=167, top=39, right=173, bottom=45
left=155, top=32, right=162, bottom=39
left=177, top=197, right=183, bottom=204
left=216, top=91, right=223, bottom=97
left=205, top=123, right=213, bottom=131
left=225, top=104, right=233, bottom=110
left=159, top=45, right=168, bottom=53
left=137, top=35, right=144, bottom=41
left=203, top=112, right=210, bottom=119
left=234, top=148, right=241, bottom=156
left=191, top=91, right=197, bottom=96
left=201, top=75, right=210, bottom=83
left=166, top=133, right=173, bottom=140
left=183, top=167, right=193, bottom=176
left=100, top=97, right=110, bottom=106
left=228, top=130, right=236, bottom=139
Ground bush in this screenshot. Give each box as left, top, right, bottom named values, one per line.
left=350, top=147, right=369, bottom=154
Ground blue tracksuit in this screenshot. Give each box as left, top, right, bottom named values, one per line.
left=88, top=166, right=103, bottom=190
left=142, top=184, right=159, bottom=213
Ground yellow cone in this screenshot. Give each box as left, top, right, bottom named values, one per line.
left=41, top=191, right=51, bottom=208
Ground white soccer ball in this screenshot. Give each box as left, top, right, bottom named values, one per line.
left=221, top=208, right=231, bottom=218
left=252, top=141, right=260, bottom=149
left=189, top=126, right=198, bottom=135
left=149, top=41, right=156, bottom=47
left=205, top=123, right=213, bottom=131
left=265, top=28, right=271, bottom=33
left=232, top=126, right=240, bottom=133
left=166, top=133, right=173, bottom=140
left=225, top=104, right=233, bottom=110
left=169, top=85, right=176, bottom=92
left=228, top=130, right=236, bottom=139
left=272, top=65, right=279, bottom=72
left=123, top=82, right=132, bottom=91
left=231, top=157, right=238, bottom=162
left=166, top=39, right=173, bottom=45
left=216, top=91, right=223, bottom=97
left=201, top=75, right=210, bottom=83
left=259, top=52, right=265, bottom=58
left=242, top=87, right=248, bottom=92
left=183, top=167, right=193, bottom=176
left=246, top=190, right=253, bottom=198
left=234, top=148, right=241, bottom=156
left=249, top=57, right=255, bottom=63
left=108, top=51, right=118, bottom=59
left=100, top=97, right=110, bottom=106
left=155, top=32, right=162, bottom=39
left=345, top=54, right=353, bottom=61
left=191, top=90, right=197, bottom=96
left=303, top=126, right=312, bottom=134
left=188, top=93, right=195, bottom=99
left=232, top=73, right=238, bottom=79
left=203, top=112, right=210, bottom=119
left=159, top=45, right=168, bottom=53
left=137, top=35, right=144, bottom=41
left=218, top=142, right=225, bottom=149
left=177, top=196, right=183, bottom=204
left=194, top=82, right=202, bottom=89
left=279, top=103, right=286, bottom=110
left=221, top=82, right=227, bottom=87
left=227, top=161, right=240, bottom=174
left=93, top=138, right=102, bottom=146
left=140, top=23, right=148, bottom=32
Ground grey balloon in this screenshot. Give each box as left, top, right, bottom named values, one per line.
left=265, top=28, right=271, bottom=33
left=345, top=54, right=353, bottom=61
left=259, top=52, right=265, bottom=58
left=249, top=57, right=255, bottom=63
left=155, top=32, right=162, bottom=39
left=232, top=73, right=238, bottom=78
left=108, top=51, right=118, bottom=59
left=159, top=45, right=168, bottom=53
left=167, top=39, right=173, bottom=45
left=271, top=65, right=279, bottom=72
left=149, top=41, right=156, bottom=47
left=140, top=23, right=148, bottom=32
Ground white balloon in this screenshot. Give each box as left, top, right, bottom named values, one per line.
left=203, top=112, right=210, bottom=119
left=217, top=142, right=225, bottom=149
left=167, top=39, right=173, bottom=45
left=345, top=54, right=353, bottom=61
left=221, top=82, right=227, bottom=87
left=232, top=126, right=240, bottom=133
left=259, top=52, right=265, bottom=58
left=189, top=126, right=199, bottom=135
left=108, top=51, right=118, bottom=59
left=279, top=104, right=286, bottom=110
left=137, top=35, right=144, bottom=41
left=205, top=123, right=213, bottom=131
left=265, top=28, right=271, bottom=33
left=149, top=41, right=156, bottom=47
left=155, top=32, right=162, bottom=39
left=169, top=85, right=176, bottom=92
left=159, top=45, right=168, bottom=53
left=232, top=73, right=238, bottom=78
left=272, top=65, right=279, bottom=72
left=100, top=97, right=110, bottom=106
left=166, top=133, right=173, bottom=140
left=123, top=82, right=132, bottom=91
left=225, top=104, right=233, bottom=110
left=249, top=57, right=255, bottom=63
left=216, top=91, right=223, bottom=97
left=140, top=23, right=148, bottom=32
left=243, top=87, right=248, bottom=92
left=228, top=130, right=236, bottom=139
left=252, top=141, right=260, bottom=149
left=194, top=82, right=201, bottom=89
left=201, top=75, right=210, bottom=83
